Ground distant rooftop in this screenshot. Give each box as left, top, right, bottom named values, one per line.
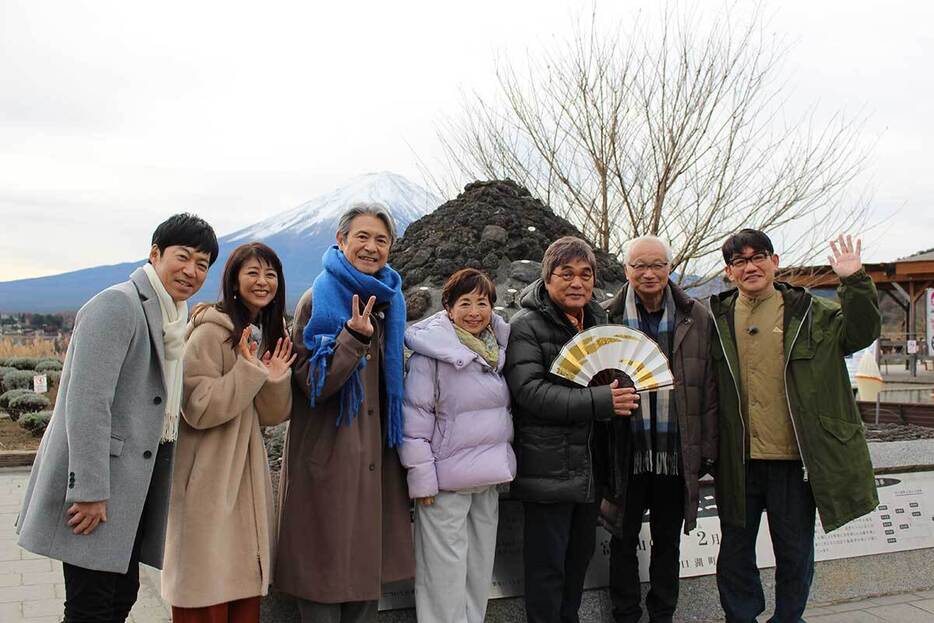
left=902, top=248, right=934, bottom=262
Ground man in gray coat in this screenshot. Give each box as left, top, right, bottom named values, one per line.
left=17, top=213, right=218, bottom=623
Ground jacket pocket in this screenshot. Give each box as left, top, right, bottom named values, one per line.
left=109, top=435, right=125, bottom=457
left=519, top=427, right=569, bottom=479
left=817, top=414, right=861, bottom=444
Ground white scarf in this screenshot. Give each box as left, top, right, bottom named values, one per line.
left=142, top=263, right=188, bottom=443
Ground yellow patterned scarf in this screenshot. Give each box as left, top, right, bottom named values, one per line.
left=453, top=324, right=500, bottom=369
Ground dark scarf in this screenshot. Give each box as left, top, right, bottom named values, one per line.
left=303, top=246, right=406, bottom=447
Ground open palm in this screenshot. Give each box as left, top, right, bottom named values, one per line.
left=828, top=234, right=862, bottom=278
left=262, top=337, right=297, bottom=379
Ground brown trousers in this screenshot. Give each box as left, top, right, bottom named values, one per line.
left=171, top=596, right=261, bottom=623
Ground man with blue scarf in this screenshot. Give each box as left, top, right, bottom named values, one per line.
left=275, top=203, right=415, bottom=623
left=601, top=235, right=718, bottom=623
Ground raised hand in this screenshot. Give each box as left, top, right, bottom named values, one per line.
left=347, top=294, right=377, bottom=338
left=261, top=337, right=297, bottom=379
left=828, top=234, right=862, bottom=278
left=609, top=379, right=640, bottom=417
left=238, top=327, right=259, bottom=363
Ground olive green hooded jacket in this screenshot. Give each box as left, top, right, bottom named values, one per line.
left=707, top=270, right=880, bottom=532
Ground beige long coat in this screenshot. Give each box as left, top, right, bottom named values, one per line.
left=162, top=307, right=291, bottom=608
left=273, top=289, right=415, bottom=603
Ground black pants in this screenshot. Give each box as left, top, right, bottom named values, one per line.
left=522, top=500, right=599, bottom=623
left=716, top=460, right=816, bottom=623
left=62, top=507, right=146, bottom=622
left=609, top=473, right=684, bottom=623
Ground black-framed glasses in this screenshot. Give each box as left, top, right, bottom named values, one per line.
left=551, top=270, right=594, bottom=283
left=728, top=252, right=771, bottom=269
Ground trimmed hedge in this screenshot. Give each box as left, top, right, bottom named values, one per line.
left=7, top=357, right=41, bottom=370
left=0, top=367, right=16, bottom=385
left=0, top=388, right=34, bottom=413
left=8, top=392, right=51, bottom=421
left=2, top=370, right=35, bottom=392
left=20, top=410, right=52, bottom=436
left=35, top=360, right=63, bottom=373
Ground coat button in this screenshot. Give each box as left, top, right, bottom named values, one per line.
left=365, top=353, right=372, bottom=361
left=153, top=396, right=162, bottom=405
left=68, top=483, right=74, bottom=489
left=368, top=463, right=376, bottom=471
left=143, top=450, right=153, bottom=459
left=368, top=409, right=374, bottom=416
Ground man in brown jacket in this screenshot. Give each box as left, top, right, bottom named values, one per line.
left=274, top=203, right=414, bottom=623
left=602, top=235, right=718, bottom=623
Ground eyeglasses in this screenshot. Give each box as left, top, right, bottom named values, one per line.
left=627, top=262, right=669, bottom=273
left=728, top=252, right=771, bottom=269
left=551, top=270, right=594, bottom=283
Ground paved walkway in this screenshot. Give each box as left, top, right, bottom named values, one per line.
left=804, top=592, right=934, bottom=622
left=1, top=466, right=932, bottom=622
left=0, top=467, right=169, bottom=623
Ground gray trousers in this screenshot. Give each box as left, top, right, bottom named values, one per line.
left=295, top=598, right=378, bottom=623
left=414, top=486, right=500, bottom=623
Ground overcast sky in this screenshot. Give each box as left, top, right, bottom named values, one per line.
left=1, top=0, right=932, bottom=282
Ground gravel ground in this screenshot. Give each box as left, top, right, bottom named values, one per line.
left=864, top=422, right=934, bottom=441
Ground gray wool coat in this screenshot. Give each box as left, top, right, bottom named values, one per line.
left=17, top=267, right=175, bottom=574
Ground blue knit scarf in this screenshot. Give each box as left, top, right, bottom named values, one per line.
left=303, top=246, right=407, bottom=447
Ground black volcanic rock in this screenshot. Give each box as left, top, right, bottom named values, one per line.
left=390, top=180, right=626, bottom=321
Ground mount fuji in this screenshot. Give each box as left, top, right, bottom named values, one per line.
left=0, top=172, right=441, bottom=313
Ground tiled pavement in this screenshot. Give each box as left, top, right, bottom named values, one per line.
left=0, top=467, right=169, bottom=623
left=1, top=465, right=932, bottom=622
left=803, top=591, right=934, bottom=622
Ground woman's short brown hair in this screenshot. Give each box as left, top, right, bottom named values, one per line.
left=441, top=268, right=497, bottom=310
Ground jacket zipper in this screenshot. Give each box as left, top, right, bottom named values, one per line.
left=707, top=301, right=747, bottom=465
left=783, top=298, right=813, bottom=482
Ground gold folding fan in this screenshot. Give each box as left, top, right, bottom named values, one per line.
left=549, top=325, right=674, bottom=391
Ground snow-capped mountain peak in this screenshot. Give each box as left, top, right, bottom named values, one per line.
left=227, top=171, right=440, bottom=242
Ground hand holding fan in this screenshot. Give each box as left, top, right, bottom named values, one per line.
left=549, top=325, right=674, bottom=391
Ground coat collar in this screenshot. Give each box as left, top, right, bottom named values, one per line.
left=130, top=266, right=167, bottom=389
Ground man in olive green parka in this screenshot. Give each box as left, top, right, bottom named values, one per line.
left=709, top=229, right=879, bottom=623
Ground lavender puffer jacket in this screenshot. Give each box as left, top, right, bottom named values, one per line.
left=399, top=311, right=517, bottom=498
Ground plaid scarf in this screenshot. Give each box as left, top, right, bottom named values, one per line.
left=619, top=284, right=679, bottom=475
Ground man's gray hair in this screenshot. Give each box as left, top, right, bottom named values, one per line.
left=621, top=235, right=674, bottom=264
left=541, top=236, right=597, bottom=281
left=336, top=202, right=398, bottom=245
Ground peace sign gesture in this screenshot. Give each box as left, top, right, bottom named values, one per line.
left=347, top=294, right=377, bottom=337
left=828, top=234, right=862, bottom=279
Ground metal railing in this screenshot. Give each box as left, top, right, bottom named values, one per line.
left=874, top=386, right=934, bottom=424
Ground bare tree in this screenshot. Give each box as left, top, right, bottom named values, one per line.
left=429, top=5, right=872, bottom=285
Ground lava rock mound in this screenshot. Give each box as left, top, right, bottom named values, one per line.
left=391, top=180, right=626, bottom=321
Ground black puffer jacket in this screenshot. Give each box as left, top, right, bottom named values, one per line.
left=504, top=279, right=616, bottom=503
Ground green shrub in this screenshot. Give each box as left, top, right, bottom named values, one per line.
left=46, top=371, right=62, bottom=387
left=8, top=393, right=51, bottom=421
left=2, top=370, right=35, bottom=392
left=0, top=367, right=16, bottom=383
left=35, top=360, right=63, bottom=373
left=20, top=410, right=52, bottom=436
left=7, top=357, right=40, bottom=370
left=0, top=388, right=34, bottom=413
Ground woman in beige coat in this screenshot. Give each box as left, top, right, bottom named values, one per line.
left=162, top=242, right=295, bottom=623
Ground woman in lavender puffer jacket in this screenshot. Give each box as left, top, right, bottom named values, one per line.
left=400, top=268, right=516, bottom=623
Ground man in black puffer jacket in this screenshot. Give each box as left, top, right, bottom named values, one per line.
left=505, top=236, right=639, bottom=623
